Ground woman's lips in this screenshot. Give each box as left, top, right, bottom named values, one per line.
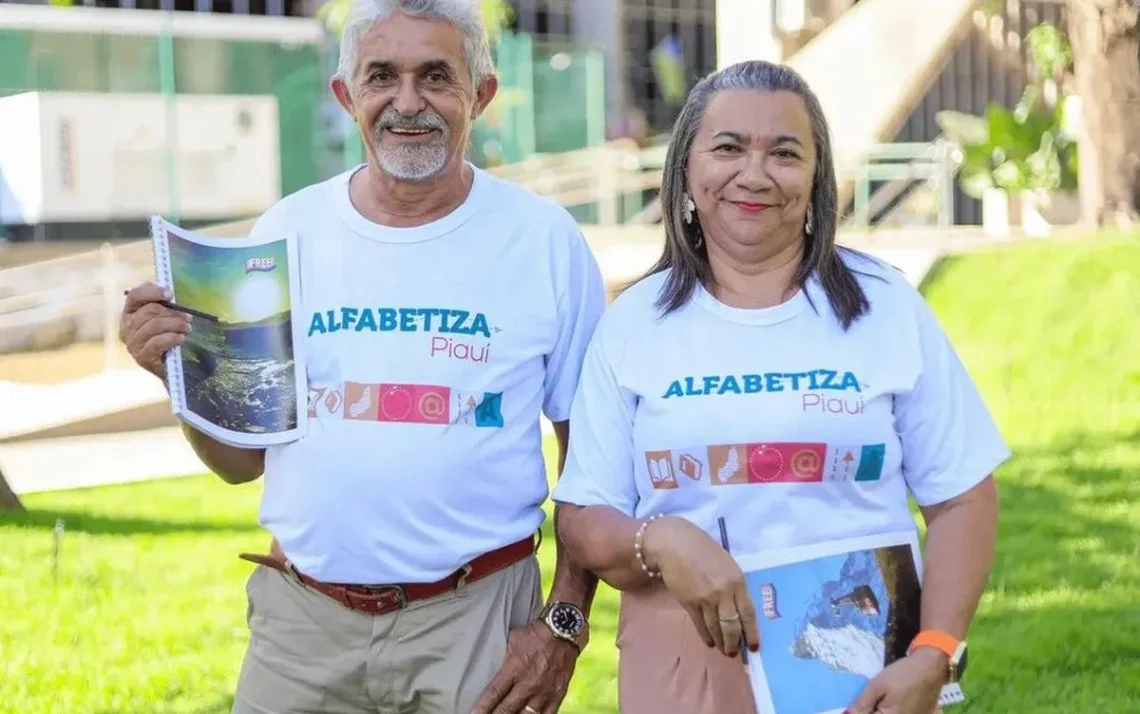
left=731, top=201, right=773, bottom=214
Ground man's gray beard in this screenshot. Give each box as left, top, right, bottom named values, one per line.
left=373, top=128, right=451, bottom=181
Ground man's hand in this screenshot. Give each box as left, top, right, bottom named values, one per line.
left=120, top=282, right=191, bottom=380
left=470, top=621, right=579, bottom=714
left=847, top=649, right=948, bottom=714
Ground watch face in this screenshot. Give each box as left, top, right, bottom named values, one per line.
left=549, top=604, right=586, bottom=637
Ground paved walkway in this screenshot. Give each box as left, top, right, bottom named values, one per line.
left=2, top=420, right=558, bottom=496
left=2, top=426, right=205, bottom=495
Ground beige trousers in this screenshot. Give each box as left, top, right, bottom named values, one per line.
left=231, top=555, right=542, bottom=714
left=616, top=585, right=757, bottom=714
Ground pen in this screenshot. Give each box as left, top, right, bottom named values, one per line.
left=159, top=300, right=219, bottom=322
left=717, top=516, right=750, bottom=665
left=122, top=290, right=220, bottom=322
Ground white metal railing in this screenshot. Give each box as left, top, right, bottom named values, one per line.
left=484, top=138, right=666, bottom=224
left=624, top=139, right=958, bottom=228
left=0, top=3, right=324, bottom=44
left=0, top=137, right=959, bottom=365
left=0, top=243, right=151, bottom=366
left=843, top=139, right=958, bottom=229
left=0, top=139, right=669, bottom=362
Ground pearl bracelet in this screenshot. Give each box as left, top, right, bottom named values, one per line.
left=634, top=513, right=665, bottom=580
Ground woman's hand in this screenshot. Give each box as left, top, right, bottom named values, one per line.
left=641, top=516, right=761, bottom=657
left=846, top=648, right=949, bottom=714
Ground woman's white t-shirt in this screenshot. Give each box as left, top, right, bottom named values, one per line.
left=550, top=251, right=1011, bottom=552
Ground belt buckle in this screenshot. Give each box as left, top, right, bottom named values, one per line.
left=362, top=584, right=407, bottom=611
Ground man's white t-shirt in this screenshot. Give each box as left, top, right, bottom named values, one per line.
left=251, top=164, right=606, bottom=584
left=551, top=251, right=1010, bottom=554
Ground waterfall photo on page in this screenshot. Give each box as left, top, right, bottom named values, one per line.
left=736, top=531, right=955, bottom=714
left=166, top=230, right=299, bottom=436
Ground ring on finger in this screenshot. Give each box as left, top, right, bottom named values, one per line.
left=718, top=613, right=740, bottom=622
left=523, top=706, right=540, bottom=714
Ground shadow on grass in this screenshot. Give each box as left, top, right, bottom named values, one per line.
left=962, top=600, right=1140, bottom=714
left=0, top=507, right=262, bottom=536
left=989, top=429, right=1139, bottom=596
left=1014, top=428, right=1140, bottom=458
left=96, top=693, right=235, bottom=714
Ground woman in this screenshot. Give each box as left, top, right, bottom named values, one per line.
left=551, top=60, right=1008, bottom=714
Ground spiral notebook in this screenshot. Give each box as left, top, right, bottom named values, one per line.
left=149, top=215, right=307, bottom=449
left=734, top=530, right=967, bottom=714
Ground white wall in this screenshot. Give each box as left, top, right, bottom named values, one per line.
left=573, top=0, right=626, bottom=138
left=716, top=0, right=783, bottom=68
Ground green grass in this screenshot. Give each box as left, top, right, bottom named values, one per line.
left=918, top=232, right=1140, bottom=712
left=0, top=445, right=621, bottom=714
left=3, top=232, right=1139, bottom=713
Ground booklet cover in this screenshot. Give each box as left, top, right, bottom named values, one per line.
left=149, top=216, right=307, bottom=448
left=736, top=530, right=965, bottom=714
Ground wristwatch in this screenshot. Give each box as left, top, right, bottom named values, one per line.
left=908, top=630, right=968, bottom=683
left=539, top=601, right=589, bottom=652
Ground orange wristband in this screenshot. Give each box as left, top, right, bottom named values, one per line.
left=908, top=630, right=961, bottom=658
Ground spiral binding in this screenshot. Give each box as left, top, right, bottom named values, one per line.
left=148, top=215, right=185, bottom=415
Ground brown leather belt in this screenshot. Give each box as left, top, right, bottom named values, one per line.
left=238, top=534, right=537, bottom=616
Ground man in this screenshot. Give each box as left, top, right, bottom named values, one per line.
left=118, top=1, right=606, bottom=712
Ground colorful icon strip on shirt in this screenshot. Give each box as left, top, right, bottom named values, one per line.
left=307, top=382, right=504, bottom=428
left=644, top=442, right=886, bottom=490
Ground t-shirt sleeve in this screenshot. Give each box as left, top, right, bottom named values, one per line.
left=896, top=292, right=1012, bottom=506
left=549, top=314, right=639, bottom=516
left=542, top=219, right=607, bottom=423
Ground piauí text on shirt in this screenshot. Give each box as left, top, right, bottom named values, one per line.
left=661, top=369, right=866, bottom=415
left=307, top=305, right=496, bottom=364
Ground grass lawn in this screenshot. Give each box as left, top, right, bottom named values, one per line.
left=3, top=232, right=1138, bottom=713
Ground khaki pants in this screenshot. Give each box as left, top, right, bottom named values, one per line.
left=231, top=555, right=542, bottom=714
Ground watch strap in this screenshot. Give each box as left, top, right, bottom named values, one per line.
left=908, top=630, right=961, bottom=660
left=909, top=630, right=967, bottom=682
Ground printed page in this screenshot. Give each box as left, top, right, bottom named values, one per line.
left=152, top=216, right=307, bottom=449
left=734, top=531, right=964, bottom=714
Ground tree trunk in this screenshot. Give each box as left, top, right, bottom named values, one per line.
left=1067, top=0, right=1140, bottom=227
left=0, top=465, right=24, bottom=511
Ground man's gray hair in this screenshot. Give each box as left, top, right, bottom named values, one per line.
left=335, top=0, right=495, bottom=88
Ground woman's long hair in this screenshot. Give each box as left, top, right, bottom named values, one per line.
left=641, top=60, right=872, bottom=330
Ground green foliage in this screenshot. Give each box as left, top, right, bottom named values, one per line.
left=477, top=0, right=514, bottom=38
left=938, top=22, right=1079, bottom=199
left=316, top=0, right=513, bottom=40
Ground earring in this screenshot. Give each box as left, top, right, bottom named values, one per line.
left=694, top=228, right=703, bottom=250
left=683, top=195, right=695, bottom=224
left=805, top=202, right=815, bottom=235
